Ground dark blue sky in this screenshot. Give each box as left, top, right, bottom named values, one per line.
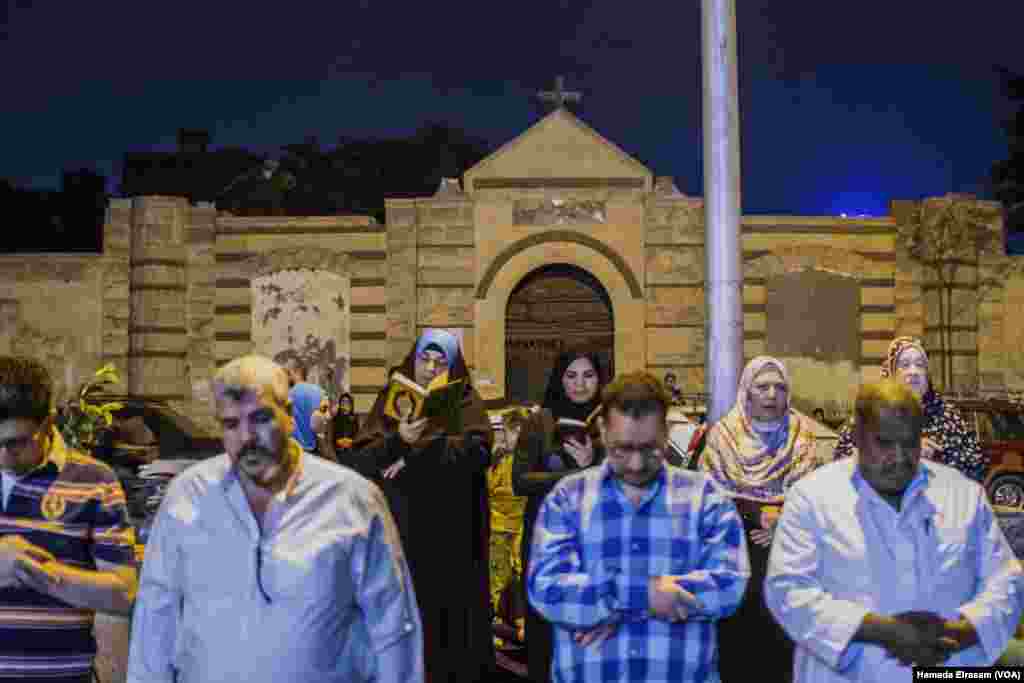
left=3, top=1, right=1022, bottom=215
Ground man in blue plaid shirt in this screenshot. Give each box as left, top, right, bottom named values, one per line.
left=528, top=371, right=750, bottom=682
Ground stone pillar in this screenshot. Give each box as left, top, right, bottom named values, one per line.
left=185, top=202, right=218, bottom=428
left=128, top=196, right=189, bottom=401
left=385, top=199, right=419, bottom=369
left=702, top=0, right=744, bottom=423
left=101, top=199, right=133, bottom=386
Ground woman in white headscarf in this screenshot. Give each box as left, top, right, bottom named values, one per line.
left=700, top=356, right=820, bottom=683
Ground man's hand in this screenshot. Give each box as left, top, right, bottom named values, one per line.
left=0, top=536, right=56, bottom=589
left=921, top=437, right=940, bottom=460
left=382, top=458, right=406, bottom=479
left=573, top=622, right=617, bottom=648
left=397, top=417, right=430, bottom=445
left=648, top=576, right=703, bottom=622
left=749, top=505, right=782, bottom=547
left=880, top=613, right=956, bottom=667
left=563, top=436, right=595, bottom=469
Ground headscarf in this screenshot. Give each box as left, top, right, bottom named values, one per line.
left=354, top=330, right=493, bottom=452
left=881, top=336, right=928, bottom=381
left=876, top=336, right=986, bottom=481
left=541, top=348, right=608, bottom=423
left=415, top=328, right=461, bottom=366
left=700, top=356, right=818, bottom=501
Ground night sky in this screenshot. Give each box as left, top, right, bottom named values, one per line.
left=3, top=1, right=1023, bottom=216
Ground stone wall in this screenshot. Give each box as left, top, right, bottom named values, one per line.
left=0, top=255, right=108, bottom=404
left=213, top=213, right=387, bottom=416
left=643, top=193, right=706, bottom=389
left=1, top=190, right=1016, bottom=431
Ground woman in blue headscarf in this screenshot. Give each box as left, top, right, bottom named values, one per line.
left=352, top=329, right=494, bottom=683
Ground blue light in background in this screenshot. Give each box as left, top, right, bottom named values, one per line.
left=825, top=191, right=889, bottom=217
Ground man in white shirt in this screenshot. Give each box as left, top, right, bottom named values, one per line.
left=127, top=355, right=423, bottom=683
left=765, top=379, right=1022, bottom=681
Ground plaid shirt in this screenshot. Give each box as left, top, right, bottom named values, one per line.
left=528, top=460, right=749, bottom=683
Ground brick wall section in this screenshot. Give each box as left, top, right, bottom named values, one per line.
left=102, top=199, right=133, bottom=383
left=643, top=195, right=706, bottom=391
left=186, top=203, right=218, bottom=430
left=127, top=197, right=189, bottom=402
left=385, top=199, right=418, bottom=371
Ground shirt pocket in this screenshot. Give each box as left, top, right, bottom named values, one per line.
left=931, top=525, right=974, bottom=599
left=180, top=530, right=240, bottom=598
left=263, top=537, right=337, bottom=603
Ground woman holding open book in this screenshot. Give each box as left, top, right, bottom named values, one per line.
left=512, top=348, right=608, bottom=683
left=352, top=329, right=495, bottom=683
left=699, top=356, right=820, bottom=683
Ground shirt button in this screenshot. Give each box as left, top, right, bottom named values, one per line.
left=631, top=649, right=640, bottom=657
left=632, top=543, right=641, bottom=551
left=404, top=622, right=413, bottom=632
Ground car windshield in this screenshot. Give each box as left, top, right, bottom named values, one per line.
left=989, top=410, right=1024, bottom=441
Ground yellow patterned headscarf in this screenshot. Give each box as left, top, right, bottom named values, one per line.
left=700, top=356, right=818, bottom=502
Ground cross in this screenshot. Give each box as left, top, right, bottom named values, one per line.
left=537, top=76, right=581, bottom=110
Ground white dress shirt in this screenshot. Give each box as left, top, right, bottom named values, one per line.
left=765, top=458, right=1022, bottom=682
left=127, top=450, right=424, bottom=683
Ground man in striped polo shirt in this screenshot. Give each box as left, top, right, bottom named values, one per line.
left=0, top=356, right=138, bottom=682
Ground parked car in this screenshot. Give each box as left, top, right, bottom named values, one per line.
left=85, top=394, right=223, bottom=463
left=948, top=397, right=1024, bottom=507
left=76, top=394, right=221, bottom=531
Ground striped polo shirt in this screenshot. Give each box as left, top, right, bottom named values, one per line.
left=0, top=427, right=135, bottom=681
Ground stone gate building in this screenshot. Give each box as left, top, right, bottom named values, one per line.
left=1, top=107, right=1018, bottom=431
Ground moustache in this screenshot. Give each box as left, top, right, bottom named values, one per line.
left=240, top=445, right=272, bottom=459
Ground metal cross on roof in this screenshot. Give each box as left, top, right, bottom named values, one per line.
left=537, top=76, right=582, bottom=110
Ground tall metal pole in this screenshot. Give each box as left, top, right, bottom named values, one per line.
left=702, top=0, right=744, bottom=424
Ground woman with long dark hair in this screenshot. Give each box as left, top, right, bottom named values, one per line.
left=512, top=348, right=608, bottom=682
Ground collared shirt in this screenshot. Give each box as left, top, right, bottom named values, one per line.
left=0, top=428, right=136, bottom=681
left=765, top=458, right=1023, bottom=683
left=127, top=445, right=424, bottom=683
left=528, top=460, right=750, bottom=683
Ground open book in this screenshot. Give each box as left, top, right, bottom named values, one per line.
left=384, top=371, right=465, bottom=433
left=554, top=405, right=602, bottom=446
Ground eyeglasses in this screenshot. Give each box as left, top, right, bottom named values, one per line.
left=417, top=354, right=449, bottom=369
left=606, top=444, right=666, bottom=461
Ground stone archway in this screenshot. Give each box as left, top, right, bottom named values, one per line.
left=505, top=264, right=614, bottom=404
left=474, top=238, right=645, bottom=401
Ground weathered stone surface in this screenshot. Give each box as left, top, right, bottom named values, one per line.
left=646, top=327, right=704, bottom=365
left=386, top=206, right=417, bottom=228
left=417, top=224, right=475, bottom=245
left=418, top=247, right=475, bottom=285
left=417, top=287, right=475, bottom=326
left=646, top=287, right=703, bottom=326
left=130, top=332, right=189, bottom=354
left=419, top=204, right=473, bottom=226
left=645, top=247, right=703, bottom=285
left=645, top=203, right=704, bottom=245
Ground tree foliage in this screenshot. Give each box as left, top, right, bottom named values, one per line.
left=898, top=196, right=1005, bottom=391
left=993, top=68, right=1024, bottom=233
left=219, top=123, right=492, bottom=222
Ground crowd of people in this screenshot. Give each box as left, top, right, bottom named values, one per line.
left=0, top=329, right=1018, bottom=683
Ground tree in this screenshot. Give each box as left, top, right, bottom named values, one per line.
left=993, top=68, right=1024, bottom=234
left=898, top=196, right=1004, bottom=391
left=217, top=124, right=492, bottom=222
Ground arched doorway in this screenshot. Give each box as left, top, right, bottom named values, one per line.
left=505, top=264, right=614, bottom=405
